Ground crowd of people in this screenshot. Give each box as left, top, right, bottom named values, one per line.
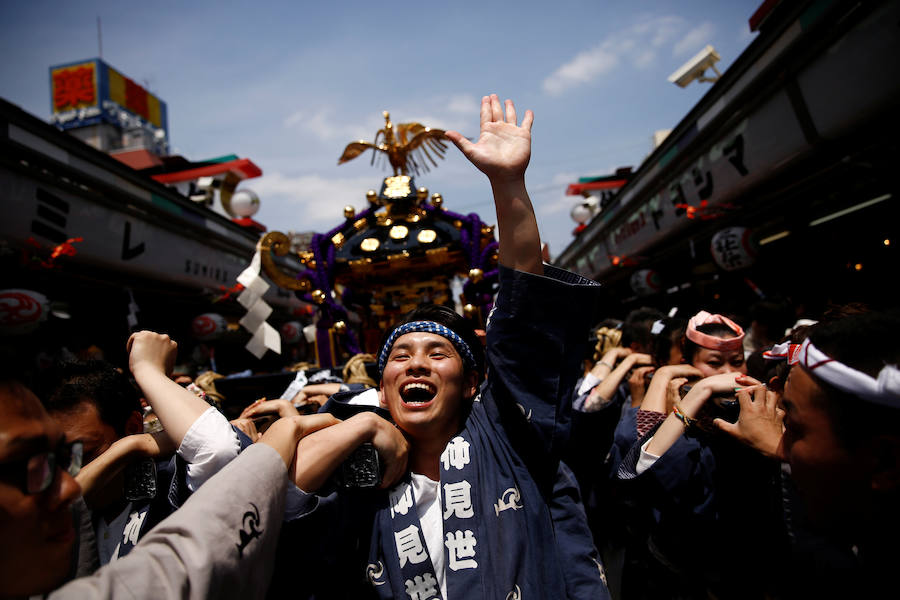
left=2, top=95, right=898, bottom=599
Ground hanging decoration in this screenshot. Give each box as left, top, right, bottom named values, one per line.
left=281, top=321, right=303, bottom=345
left=630, top=269, right=662, bottom=296
left=711, top=226, right=757, bottom=271
left=191, top=313, right=227, bottom=341
left=212, top=282, right=244, bottom=304
left=0, top=289, right=50, bottom=335
left=21, top=236, right=84, bottom=269
left=235, top=249, right=281, bottom=359
left=126, top=288, right=140, bottom=330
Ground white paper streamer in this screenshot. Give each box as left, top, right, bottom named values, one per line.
left=126, top=288, right=140, bottom=330
left=236, top=249, right=281, bottom=359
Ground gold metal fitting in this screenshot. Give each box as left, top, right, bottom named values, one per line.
left=311, top=289, right=327, bottom=304
left=431, top=193, right=443, bottom=208
left=468, top=268, right=484, bottom=283
left=331, top=232, right=345, bottom=248
left=387, top=250, right=410, bottom=262
left=333, top=321, right=347, bottom=334
left=366, top=190, right=378, bottom=204
left=417, top=187, right=428, bottom=201
left=343, top=205, right=356, bottom=219
left=463, top=304, right=477, bottom=318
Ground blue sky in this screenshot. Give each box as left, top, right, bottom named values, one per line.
left=1, top=0, right=759, bottom=258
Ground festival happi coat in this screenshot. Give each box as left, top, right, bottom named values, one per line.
left=284, top=264, right=609, bottom=600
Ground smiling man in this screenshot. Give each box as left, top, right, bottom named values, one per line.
left=284, top=95, right=608, bottom=600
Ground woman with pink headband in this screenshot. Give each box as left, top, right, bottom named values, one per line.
left=628, top=310, right=748, bottom=444
left=681, top=310, right=747, bottom=378
left=611, top=309, right=787, bottom=598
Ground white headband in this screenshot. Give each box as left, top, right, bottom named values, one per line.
left=763, top=342, right=802, bottom=364
left=797, top=338, right=900, bottom=408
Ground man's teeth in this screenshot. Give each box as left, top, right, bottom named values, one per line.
left=403, top=382, right=434, bottom=393
left=401, top=382, right=436, bottom=402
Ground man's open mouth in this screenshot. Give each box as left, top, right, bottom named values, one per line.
left=400, top=381, right=437, bottom=405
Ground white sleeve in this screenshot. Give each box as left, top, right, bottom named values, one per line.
left=50, top=444, right=288, bottom=600
left=577, top=373, right=603, bottom=396
left=178, top=406, right=241, bottom=492
left=635, top=438, right=661, bottom=475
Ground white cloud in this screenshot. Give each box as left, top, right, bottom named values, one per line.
left=542, top=16, right=689, bottom=95
left=253, top=172, right=378, bottom=230
left=673, top=22, right=716, bottom=57
left=633, top=50, right=657, bottom=69
left=446, top=94, right=480, bottom=115
left=284, top=94, right=478, bottom=144
left=543, top=46, right=618, bottom=96
left=283, top=107, right=374, bottom=142
left=537, top=193, right=577, bottom=216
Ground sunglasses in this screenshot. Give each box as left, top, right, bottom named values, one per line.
left=0, top=440, right=83, bottom=495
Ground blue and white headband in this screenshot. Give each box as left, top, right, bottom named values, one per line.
left=377, top=320, right=477, bottom=375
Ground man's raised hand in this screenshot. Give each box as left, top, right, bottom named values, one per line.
left=445, top=94, right=533, bottom=184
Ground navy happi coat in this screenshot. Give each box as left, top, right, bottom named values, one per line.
left=282, top=265, right=609, bottom=600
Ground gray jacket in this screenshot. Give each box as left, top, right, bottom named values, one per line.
left=50, top=443, right=287, bottom=599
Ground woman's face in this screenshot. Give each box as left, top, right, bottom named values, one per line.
left=692, top=346, right=746, bottom=377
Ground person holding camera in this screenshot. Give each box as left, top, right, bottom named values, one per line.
left=613, top=310, right=788, bottom=598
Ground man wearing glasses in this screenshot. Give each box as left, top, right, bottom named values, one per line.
left=0, top=377, right=83, bottom=596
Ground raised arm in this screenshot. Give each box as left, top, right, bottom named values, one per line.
left=127, top=331, right=213, bottom=445
left=128, top=331, right=241, bottom=491
left=446, top=94, right=541, bottom=275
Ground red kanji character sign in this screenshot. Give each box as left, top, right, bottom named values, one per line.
left=53, top=66, right=96, bottom=110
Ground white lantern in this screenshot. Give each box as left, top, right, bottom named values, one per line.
left=0, top=289, right=50, bottom=335
left=570, top=203, right=591, bottom=225
left=281, top=321, right=302, bottom=344
left=570, top=196, right=599, bottom=225
left=711, top=227, right=757, bottom=271
left=191, top=313, right=227, bottom=341
left=230, top=189, right=260, bottom=218
left=630, top=269, right=662, bottom=296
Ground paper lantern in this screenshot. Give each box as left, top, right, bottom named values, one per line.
left=630, top=269, right=662, bottom=297
left=0, top=289, right=50, bottom=335
left=191, top=313, right=227, bottom=341
left=230, top=189, right=260, bottom=218
left=711, top=227, right=757, bottom=271
left=281, top=321, right=302, bottom=344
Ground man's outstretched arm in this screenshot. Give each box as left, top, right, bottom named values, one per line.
left=446, top=94, right=542, bottom=275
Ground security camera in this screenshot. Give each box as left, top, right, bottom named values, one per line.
left=668, top=45, right=722, bottom=88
